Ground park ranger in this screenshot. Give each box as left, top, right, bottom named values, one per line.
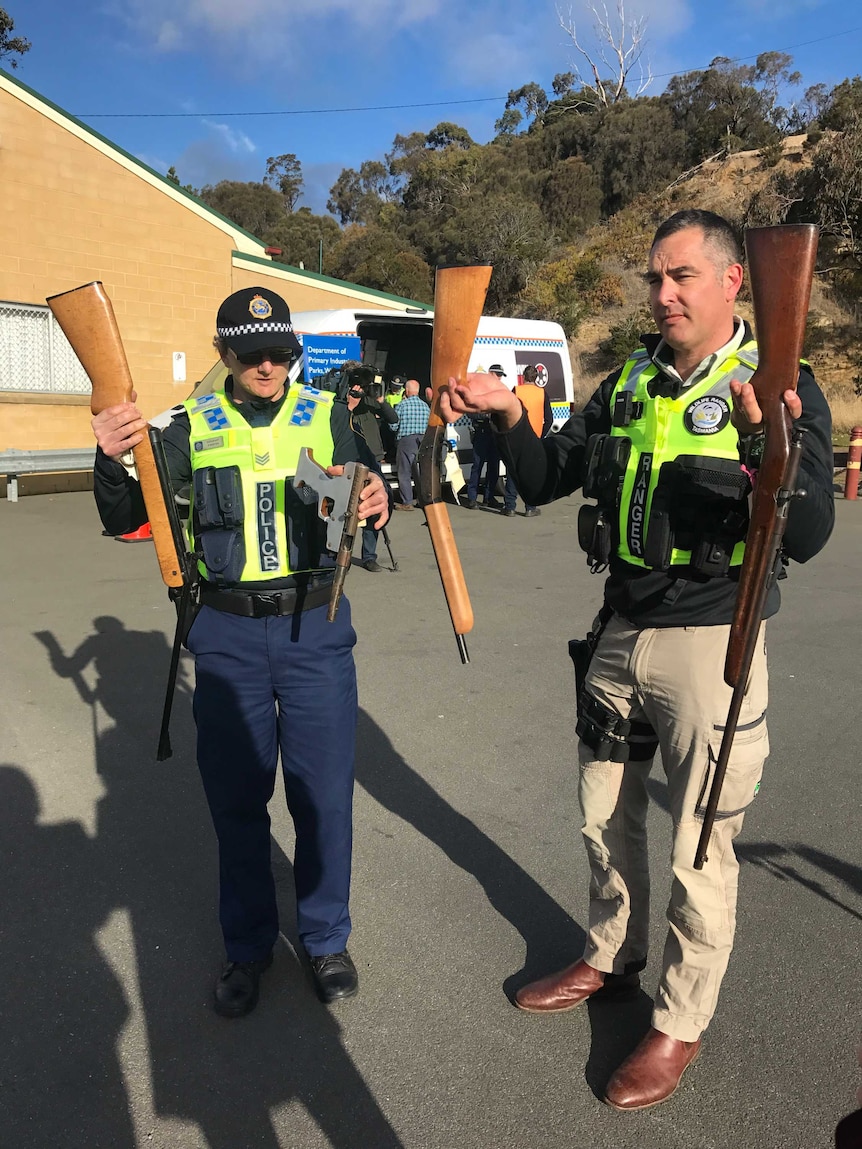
left=440, top=210, right=835, bottom=1109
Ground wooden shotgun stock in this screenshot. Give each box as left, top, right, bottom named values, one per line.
left=47, top=282, right=184, bottom=589
left=418, top=263, right=492, bottom=663
left=694, top=224, right=818, bottom=870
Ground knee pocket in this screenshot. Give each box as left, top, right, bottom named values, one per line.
left=696, top=716, right=768, bottom=819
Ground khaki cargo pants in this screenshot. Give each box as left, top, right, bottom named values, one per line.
left=579, top=613, right=768, bottom=1042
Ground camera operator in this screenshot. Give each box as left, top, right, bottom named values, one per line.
left=335, top=363, right=398, bottom=572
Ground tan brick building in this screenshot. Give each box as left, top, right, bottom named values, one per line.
left=0, top=67, right=418, bottom=488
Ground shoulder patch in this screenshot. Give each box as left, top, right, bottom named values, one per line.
left=290, top=395, right=322, bottom=427
left=189, top=394, right=221, bottom=413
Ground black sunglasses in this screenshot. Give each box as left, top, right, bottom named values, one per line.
left=235, top=348, right=294, bottom=366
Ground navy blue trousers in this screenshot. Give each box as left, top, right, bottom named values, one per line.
left=467, top=429, right=500, bottom=502
left=187, top=600, right=358, bottom=962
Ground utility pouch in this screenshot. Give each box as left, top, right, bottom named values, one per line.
left=643, top=455, right=750, bottom=573
left=642, top=503, right=673, bottom=570
left=194, top=466, right=245, bottom=530
left=576, top=690, right=658, bottom=763
left=582, top=435, right=631, bottom=504
left=577, top=504, right=613, bottom=572
left=198, top=532, right=245, bottom=584
left=193, top=466, right=246, bottom=584
left=690, top=537, right=732, bottom=578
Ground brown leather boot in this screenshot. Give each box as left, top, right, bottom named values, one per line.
left=514, top=959, right=639, bottom=1013
left=604, top=1027, right=702, bottom=1110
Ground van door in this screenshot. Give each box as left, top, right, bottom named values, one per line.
left=356, top=317, right=434, bottom=390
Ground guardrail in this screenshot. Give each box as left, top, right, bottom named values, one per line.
left=0, top=448, right=95, bottom=502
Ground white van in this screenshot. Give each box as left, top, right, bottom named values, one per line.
left=191, top=307, right=575, bottom=483
left=290, top=307, right=575, bottom=431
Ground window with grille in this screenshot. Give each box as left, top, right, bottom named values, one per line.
left=0, top=300, right=91, bottom=394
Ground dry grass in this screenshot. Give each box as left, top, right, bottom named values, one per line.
left=568, top=326, right=862, bottom=441
left=823, top=394, right=862, bottom=442
left=563, top=141, right=862, bottom=438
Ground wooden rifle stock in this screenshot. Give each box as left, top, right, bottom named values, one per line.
left=46, top=282, right=184, bottom=589
left=694, top=224, right=818, bottom=870
left=418, top=264, right=492, bottom=663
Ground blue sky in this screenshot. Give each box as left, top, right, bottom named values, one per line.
left=6, top=0, right=861, bottom=214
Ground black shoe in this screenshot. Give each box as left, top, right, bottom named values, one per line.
left=363, top=559, right=383, bottom=572
left=524, top=508, right=541, bottom=517
left=483, top=497, right=502, bottom=509
left=465, top=499, right=478, bottom=509
left=213, top=953, right=273, bottom=1018
left=310, top=950, right=359, bottom=1003
left=501, top=508, right=516, bottom=517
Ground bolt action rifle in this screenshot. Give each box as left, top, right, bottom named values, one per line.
left=693, top=224, right=819, bottom=870
left=47, top=281, right=196, bottom=761
left=417, top=263, right=492, bottom=663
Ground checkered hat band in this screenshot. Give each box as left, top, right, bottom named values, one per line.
left=218, top=321, right=295, bottom=337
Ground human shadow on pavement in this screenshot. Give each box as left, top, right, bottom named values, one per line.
left=353, top=711, right=586, bottom=998
left=736, top=842, right=862, bottom=922
left=35, top=621, right=404, bottom=1149
left=649, top=773, right=862, bottom=920
left=0, top=764, right=136, bottom=1149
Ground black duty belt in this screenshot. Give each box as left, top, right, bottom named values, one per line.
left=200, top=581, right=333, bottom=618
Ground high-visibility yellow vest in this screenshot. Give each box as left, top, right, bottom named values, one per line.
left=611, top=343, right=758, bottom=568
left=185, top=383, right=335, bottom=583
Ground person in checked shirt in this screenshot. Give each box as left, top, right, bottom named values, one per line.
left=392, top=379, right=430, bottom=509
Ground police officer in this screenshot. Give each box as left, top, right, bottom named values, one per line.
left=440, top=211, right=834, bottom=1108
left=91, top=286, right=391, bottom=1018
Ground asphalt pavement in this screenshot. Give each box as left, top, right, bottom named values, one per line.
left=1, top=487, right=860, bottom=1149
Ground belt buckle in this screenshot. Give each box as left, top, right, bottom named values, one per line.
left=254, top=593, right=280, bottom=617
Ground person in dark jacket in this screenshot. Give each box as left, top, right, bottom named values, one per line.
left=440, top=210, right=834, bottom=1110
left=339, top=367, right=398, bottom=572
left=90, top=286, right=390, bottom=1018
left=464, top=363, right=507, bottom=509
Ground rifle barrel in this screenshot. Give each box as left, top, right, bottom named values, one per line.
left=694, top=224, right=818, bottom=869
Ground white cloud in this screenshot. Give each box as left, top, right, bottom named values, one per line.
left=201, top=120, right=257, bottom=155
left=732, top=0, right=823, bottom=11
left=154, top=20, right=182, bottom=50
left=120, top=0, right=445, bottom=55
left=137, top=153, right=171, bottom=174
left=169, top=134, right=261, bottom=189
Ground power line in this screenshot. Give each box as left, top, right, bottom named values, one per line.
left=648, top=25, right=862, bottom=82
left=78, top=96, right=506, bottom=119
left=76, top=25, right=862, bottom=120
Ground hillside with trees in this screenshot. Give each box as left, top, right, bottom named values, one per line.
left=178, top=41, right=862, bottom=436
